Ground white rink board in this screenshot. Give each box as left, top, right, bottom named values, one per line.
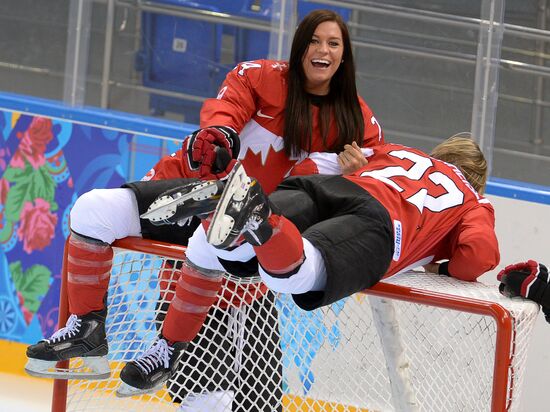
left=484, top=194, right=550, bottom=412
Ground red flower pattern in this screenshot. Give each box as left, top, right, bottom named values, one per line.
left=17, top=198, right=58, bottom=254
left=11, top=117, right=54, bottom=169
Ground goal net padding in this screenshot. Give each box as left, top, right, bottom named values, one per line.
left=50, top=237, right=540, bottom=412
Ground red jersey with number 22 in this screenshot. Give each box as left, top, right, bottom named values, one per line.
left=345, top=143, right=500, bottom=281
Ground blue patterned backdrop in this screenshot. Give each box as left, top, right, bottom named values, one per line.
left=0, top=94, right=190, bottom=344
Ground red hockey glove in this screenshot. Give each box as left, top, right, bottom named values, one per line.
left=497, top=260, right=550, bottom=323
left=186, top=126, right=240, bottom=180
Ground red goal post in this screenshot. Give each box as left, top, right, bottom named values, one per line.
left=51, top=236, right=540, bottom=412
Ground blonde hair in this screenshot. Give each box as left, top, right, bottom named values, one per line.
left=430, top=132, right=488, bottom=194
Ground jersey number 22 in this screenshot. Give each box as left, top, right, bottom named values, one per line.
left=360, top=149, right=464, bottom=213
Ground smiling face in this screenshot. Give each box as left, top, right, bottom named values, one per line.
left=302, top=21, right=344, bottom=95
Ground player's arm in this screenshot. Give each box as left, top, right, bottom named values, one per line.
left=433, top=205, right=500, bottom=281
left=140, top=148, right=199, bottom=181
left=143, top=127, right=238, bottom=182
left=181, top=61, right=265, bottom=179
left=183, top=126, right=239, bottom=180
left=289, top=145, right=373, bottom=176
left=199, top=61, right=262, bottom=131
left=359, top=96, right=385, bottom=147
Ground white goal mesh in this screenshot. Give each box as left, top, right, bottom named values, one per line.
left=54, top=238, right=540, bottom=412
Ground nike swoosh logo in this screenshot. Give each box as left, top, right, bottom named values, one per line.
left=256, top=109, right=274, bottom=119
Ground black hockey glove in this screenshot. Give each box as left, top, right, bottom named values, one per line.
left=497, top=260, right=550, bottom=323
left=186, top=126, right=240, bottom=180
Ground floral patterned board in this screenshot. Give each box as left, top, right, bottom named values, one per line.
left=0, top=109, right=183, bottom=344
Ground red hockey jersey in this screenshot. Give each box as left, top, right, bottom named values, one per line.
left=146, top=59, right=384, bottom=194
left=145, top=59, right=383, bottom=307
left=345, top=144, right=500, bottom=281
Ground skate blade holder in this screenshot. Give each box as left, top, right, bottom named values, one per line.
left=25, top=356, right=110, bottom=380
left=141, top=181, right=220, bottom=222
left=207, top=215, right=235, bottom=246
left=142, top=195, right=177, bottom=222
left=207, top=163, right=249, bottom=246
left=116, top=381, right=165, bottom=398
left=232, top=175, right=252, bottom=202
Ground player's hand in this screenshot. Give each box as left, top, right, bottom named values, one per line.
left=497, top=260, right=550, bottom=323
left=338, top=141, right=368, bottom=175
left=186, top=126, right=240, bottom=180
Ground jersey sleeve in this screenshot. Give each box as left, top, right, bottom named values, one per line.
left=359, top=96, right=385, bottom=147
left=199, top=61, right=264, bottom=132
left=289, top=147, right=375, bottom=176
left=141, top=144, right=200, bottom=181
left=446, top=204, right=500, bottom=281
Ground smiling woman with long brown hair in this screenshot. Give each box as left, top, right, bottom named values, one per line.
left=286, top=9, right=366, bottom=157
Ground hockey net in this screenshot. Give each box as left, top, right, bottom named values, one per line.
left=51, top=237, right=540, bottom=412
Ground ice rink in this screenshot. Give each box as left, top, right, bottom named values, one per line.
left=0, top=372, right=52, bottom=412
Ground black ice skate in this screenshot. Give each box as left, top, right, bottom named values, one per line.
left=207, top=162, right=273, bottom=249
left=116, top=338, right=188, bottom=397
left=140, top=179, right=225, bottom=226
left=25, top=308, right=109, bottom=380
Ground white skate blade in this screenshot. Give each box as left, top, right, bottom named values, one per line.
left=25, top=356, right=110, bottom=380
left=116, top=381, right=165, bottom=398
left=207, top=162, right=250, bottom=246
left=140, top=180, right=220, bottom=222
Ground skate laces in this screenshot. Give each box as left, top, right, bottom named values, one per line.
left=134, top=339, right=173, bottom=374
left=45, top=314, right=81, bottom=343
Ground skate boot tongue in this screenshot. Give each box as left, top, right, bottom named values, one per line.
left=45, top=314, right=81, bottom=343
left=117, top=338, right=188, bottom=397
left=134, top=338, right=171, bottom=373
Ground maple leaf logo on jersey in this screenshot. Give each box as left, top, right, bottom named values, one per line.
left=241, top=146, right=296, bottom=194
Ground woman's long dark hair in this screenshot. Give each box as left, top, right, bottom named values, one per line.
left=284, top=9, right=365, bottom=157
